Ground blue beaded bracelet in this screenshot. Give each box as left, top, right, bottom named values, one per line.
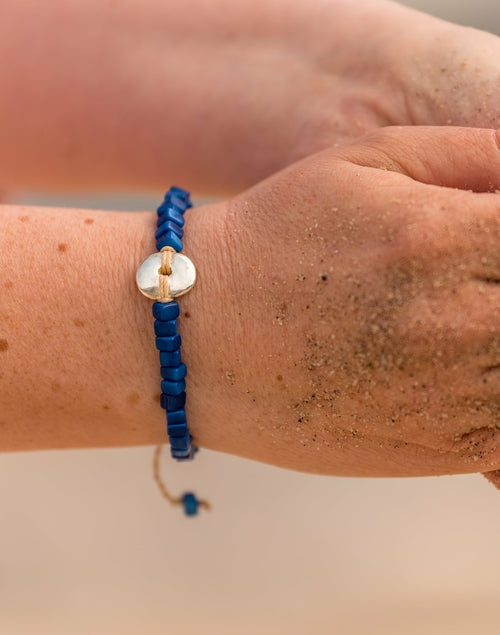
left=137, top=187, right=207, bottom=516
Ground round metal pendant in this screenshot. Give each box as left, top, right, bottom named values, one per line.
left=136, top=252, right=196, bottom=300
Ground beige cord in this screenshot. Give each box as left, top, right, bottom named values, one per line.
left=153, top=444, right=212, bottom=511
left=158, top=246, right=175, bottom=301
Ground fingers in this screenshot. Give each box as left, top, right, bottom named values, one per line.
left=332, top=128, right=500, bottom=475
left=336, top=125, right=500, bottom=192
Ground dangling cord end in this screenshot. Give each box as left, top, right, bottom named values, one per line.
left=153, top=444, right=211, bottom=516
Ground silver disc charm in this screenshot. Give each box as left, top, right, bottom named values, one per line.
left=136, top=251, right=196, bottom=300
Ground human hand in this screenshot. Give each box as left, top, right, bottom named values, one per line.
left=185, top=126, right=500, bottom=481
left=2, top=0, right=500, bottom=196
left=380, top=10, right=500, bottom=132
left=252, top=2, right=500, bottom=182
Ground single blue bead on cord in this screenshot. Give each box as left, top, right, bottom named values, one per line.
left=153, top=302, right=179, bottom=321
left=182, top=493, right=200, bottom=516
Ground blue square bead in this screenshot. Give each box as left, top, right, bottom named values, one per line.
left=172, top=444, right=198, bottom=461
left=168, top=195, right=188, bottom=211
left=158, top=207, right=185, bottom=227
left=167, top=408, right=187, bottom=425
left=159, top=349, right=182, bottom=367
left=162, top=391, right=186, bottom=410
left=156, top=231, right=183, bottom=252
left=154, top=320, right=178, bottom=337
left=160, top=363, right=187, bottom=381
left=153, top=302, right=179, bottom=321
left=155, top=334, right=181, bottom=352
left=170, top=431, right=191, bottom=451
left=157, top=201, right=184, bottom=220
left=182, top=493, right=199, bottom=516
left=167, top=220, right=184, bottom=238
left=155, top=220, right=184, bottom=240
left=167, top=421, right=188, bottom=437
left=172, top=446, right=193, bottom=460
left=161, top=379, right=186, bottom=396
left=167, top=186, right=190, bottom=202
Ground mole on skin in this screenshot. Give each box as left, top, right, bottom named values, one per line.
left=58, top=243, right=68, bottom=253
left=0, top=339, right=8, bottom=352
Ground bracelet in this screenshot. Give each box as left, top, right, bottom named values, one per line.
left=136, top=187, right=207, bottom=516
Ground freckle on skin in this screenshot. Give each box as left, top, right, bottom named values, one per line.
left=51, top=381, right=61, bottom=393
left=0, top=339, right=8, bottom=352
left=73, top=318, right=85, bottom=328
left=58, top=243, right=68, bottom=253
left=19, top=216, right=29, bottom=222
left=4, top=281, right=13, bottom=289
left=153, top=394, right=161, bottom=403
left=127, top=391, right=140, bottom=406
left=84, top=218, right=94, bottom=225
left=103, top=405, right=110, bottom=411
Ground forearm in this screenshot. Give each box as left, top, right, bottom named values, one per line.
left=0, top=201, right=229, bottom=451
left=0, top=0, right=436, bottom=194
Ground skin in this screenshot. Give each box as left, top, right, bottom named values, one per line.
left=3, top=125, right=500, bottom=485
left=0, top=0, right=500, bottom=195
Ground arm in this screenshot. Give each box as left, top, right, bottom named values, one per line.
left=3, top=125, right=500, bottom=483
left=3, top=0, right=499, bottom=195
left=0, top=201, right=228, bottom=450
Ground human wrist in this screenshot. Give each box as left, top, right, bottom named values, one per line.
left=0, top=201, right=231, bottom=452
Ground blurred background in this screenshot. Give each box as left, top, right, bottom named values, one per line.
left=2, top=1, right=500, bottom=634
